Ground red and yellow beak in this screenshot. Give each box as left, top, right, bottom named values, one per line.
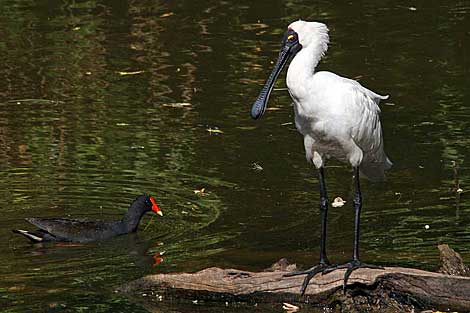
left=150, top=196, right=163, bottom=216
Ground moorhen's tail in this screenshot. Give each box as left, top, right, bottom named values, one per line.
left=12, top=229, right=57, bottom=243
left=12, top=229, right=44, bottom=243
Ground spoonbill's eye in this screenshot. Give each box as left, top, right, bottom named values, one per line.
left=287, top=34, right=295, bottom=41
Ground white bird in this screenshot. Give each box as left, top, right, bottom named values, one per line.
left=251, top=20, right=392, bottom=294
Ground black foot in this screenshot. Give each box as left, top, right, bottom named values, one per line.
left=323, top=259, right=384, bottom=292
left=284, top=262, right=336, bottom=295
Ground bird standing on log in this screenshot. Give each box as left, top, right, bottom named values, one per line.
left=251, top=20, right=392, bottom=294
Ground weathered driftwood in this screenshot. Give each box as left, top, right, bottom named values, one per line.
left=119, top=249, right=470, bottom=312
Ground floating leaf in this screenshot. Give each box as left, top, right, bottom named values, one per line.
left=251, top=162, right=263, bottom=172
left=332, top=196, right=346, bottom=208
left=117, top=70, right=145, bottom=76
left=160, top=12, right=175, bottom=18
left=241, top=22, right=269, bottom=31
left=130, top=145, right=145, bottom=149
left=194, top=188, right=206, bottom=195
left=282, top=302, right=299, bottom=312
left=236, top=126, right=257, bottom=131
left=162, top=102, right=192, bottom=108
left=8, top=285, right=25, bottom=292
left=419, top=121, right=434, bottom=126
left=207, top=128, right=224, bottom=134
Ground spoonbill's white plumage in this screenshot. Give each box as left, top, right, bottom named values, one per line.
left=251, top=20, right=391, bottom=294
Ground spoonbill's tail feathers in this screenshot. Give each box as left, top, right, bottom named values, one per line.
left=360, top=156, right=393, bottom=182
left=373, top=93, right=389, bottom=101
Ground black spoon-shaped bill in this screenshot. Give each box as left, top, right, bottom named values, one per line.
left=250, top=29, right=302, bottom=120
left=250, top=47, right=292, bottom=120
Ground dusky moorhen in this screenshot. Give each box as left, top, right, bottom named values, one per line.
left=13, top=194, right=162, bottom=243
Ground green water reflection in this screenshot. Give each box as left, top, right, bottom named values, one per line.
left=1, top=1, right=470, bottom=312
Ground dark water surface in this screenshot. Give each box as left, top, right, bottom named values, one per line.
left=1, top=1, right=470, bottom=312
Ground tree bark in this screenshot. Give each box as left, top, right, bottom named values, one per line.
left=119, top=249, right=470, bottom=312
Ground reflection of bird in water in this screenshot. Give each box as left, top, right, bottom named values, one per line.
left=151, top=251, right=165, bottom=266
left=13, top=195, right=163, bottom=243
left=251, top=20, right=392, bottom=294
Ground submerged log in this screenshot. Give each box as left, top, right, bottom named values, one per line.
left=119, top=250, right=470, bottom=312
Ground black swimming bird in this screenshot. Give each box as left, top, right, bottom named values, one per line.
left=13, top=194, right=162, bottom=243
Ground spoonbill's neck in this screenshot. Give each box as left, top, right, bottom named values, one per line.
left=286, top=45, right=324, bottom=98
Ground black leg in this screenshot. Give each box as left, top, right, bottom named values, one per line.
left=352, top=166, right=361, bottom=261
left=323, top=167, right=383, bottom=291
left=284, top=166, right=335, bottom=295
left=318, top=167, right=329, bottom=264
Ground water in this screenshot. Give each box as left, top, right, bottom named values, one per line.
left=1, top=1, right=470, bottom=312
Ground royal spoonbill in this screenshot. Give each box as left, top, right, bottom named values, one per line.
left=251, top=20, right=392, bottom=294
